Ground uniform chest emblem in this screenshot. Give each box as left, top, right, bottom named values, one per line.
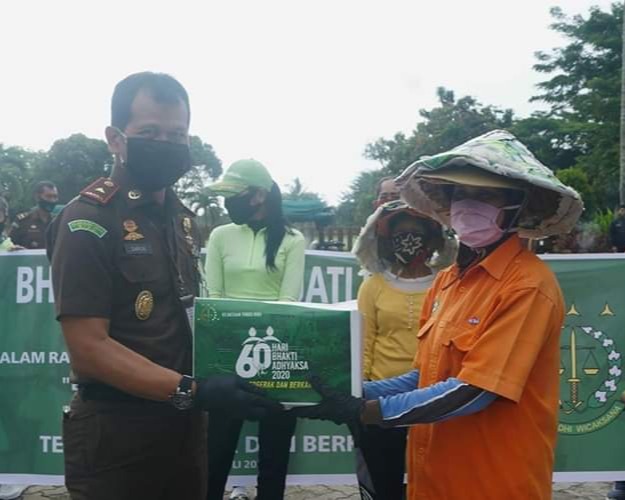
left=468, top=316, right=480, bottom=326
left=123, top=220, right=144, bottom=241
left=135, top=290, right=154, bottom=320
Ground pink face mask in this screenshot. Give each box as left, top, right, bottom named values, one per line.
left=450, top=199, right=518, bottom=249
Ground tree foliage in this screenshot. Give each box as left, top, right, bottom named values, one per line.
left=340, top=3, right=625, bottom=227
left=35, top=134, right=113, bottom=204
left=364, top=87, right=514, bottom=177
left=0, top=134, right=222, bottom=222
left=527, top=3, right=623, bottom=208
left=283, top=177, right=323, bottom=202
left=174, top=135, right=223, bottom=214
left=340, top=88, right=515, bottom=226
left=0, top=144, right=43, bottom=213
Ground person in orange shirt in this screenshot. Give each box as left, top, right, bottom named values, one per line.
left=293, top=131, right=583, bottom=500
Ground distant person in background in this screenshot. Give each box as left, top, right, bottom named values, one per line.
left=609, top=204, right=625, bottom=252
left=205, top=159, right=306, bottom=500
left=0, top=197, right=24, bottom=252
left=373, top=176, right=400, bottom=209
left=10, top=181, right=59, bottom=249
left=352, top=200, right=456, bottom=500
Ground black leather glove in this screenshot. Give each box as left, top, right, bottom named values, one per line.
left=195, top=375, right=283, bottom=420
left=290, top=375, right=365, bottom=426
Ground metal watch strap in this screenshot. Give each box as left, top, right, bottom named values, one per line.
left=178, top=374, right=194, bottom=394
left=169, top=375, right=195, bottom=410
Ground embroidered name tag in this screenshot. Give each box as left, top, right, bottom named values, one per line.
left=124, top=242, right=153, bottom=255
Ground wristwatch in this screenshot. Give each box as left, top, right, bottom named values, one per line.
left=169, top=375, right=195, bottom=410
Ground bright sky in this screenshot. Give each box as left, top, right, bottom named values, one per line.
left=0, top=0, right=615, bottom=204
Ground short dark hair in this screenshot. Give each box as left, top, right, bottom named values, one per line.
left=34, top=181, right=56, bottom=196
left=375, top=176, right=396, bottom=198
left=619, top=204, right=625, bottom=209
left=111, top=72, right=190, bottom=131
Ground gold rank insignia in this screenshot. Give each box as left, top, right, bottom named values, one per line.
left=135, top=290, right=154, bottom=320
left=123, top=220, right=144, bottom=241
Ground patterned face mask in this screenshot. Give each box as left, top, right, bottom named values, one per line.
left=391, top=231, right=427, bottom=265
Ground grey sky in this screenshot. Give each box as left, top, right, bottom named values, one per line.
left=0, top=0, right=615, bottom=204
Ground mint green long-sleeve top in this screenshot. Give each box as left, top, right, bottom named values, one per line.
left=204, top=223, right=306, bottom=301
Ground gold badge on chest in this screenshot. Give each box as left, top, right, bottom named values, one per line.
left=135, top=290, right=154, bottom=320
left=123, top=219, right=145, bottom=241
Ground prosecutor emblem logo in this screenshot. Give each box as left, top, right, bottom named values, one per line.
left=558, top=302, right=624, bottom=435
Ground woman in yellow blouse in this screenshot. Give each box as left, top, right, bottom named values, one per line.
left=352, top=200, right=456, bottom=500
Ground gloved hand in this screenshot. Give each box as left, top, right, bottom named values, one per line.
left=195, top=375, right=283, bottom=420
left=290, top=375, right=365, bottom=426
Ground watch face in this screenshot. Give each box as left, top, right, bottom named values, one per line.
left=170, top=393, right=194, bottom=410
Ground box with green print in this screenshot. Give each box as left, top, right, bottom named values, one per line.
left=193, top=298, right=362, bottom=405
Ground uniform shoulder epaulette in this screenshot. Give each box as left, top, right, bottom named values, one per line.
left=80, top=178, right=119, bottom=205
left=16, top=211, right=29, bottom=221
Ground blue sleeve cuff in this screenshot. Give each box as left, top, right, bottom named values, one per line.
left=363, top=370, right=420, bottom=400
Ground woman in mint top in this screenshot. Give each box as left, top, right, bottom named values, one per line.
left=204, top=159, right=305, bottom=500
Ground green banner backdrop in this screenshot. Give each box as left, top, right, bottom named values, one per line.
left=0, top=250, right=623, bottom=485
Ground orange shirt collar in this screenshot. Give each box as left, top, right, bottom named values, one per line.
left=476, top=233, right=524, bottom=280
left=443, top=234, right=524, bottom=289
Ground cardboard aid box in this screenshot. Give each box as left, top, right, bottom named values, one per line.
left=193, top=298, right=362, bottom=406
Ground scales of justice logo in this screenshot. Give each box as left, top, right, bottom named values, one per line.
left=559, top=301, right=624, bottom=435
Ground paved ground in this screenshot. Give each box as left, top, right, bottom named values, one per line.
left=15, top=482, right=614, bottom=499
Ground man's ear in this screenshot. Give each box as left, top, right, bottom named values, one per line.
left=105, top=126, right=124, bottom=156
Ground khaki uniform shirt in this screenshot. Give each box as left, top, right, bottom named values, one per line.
left=47, top=177, right=202, bottom=380
left=11, top=207, right=52, bottom=249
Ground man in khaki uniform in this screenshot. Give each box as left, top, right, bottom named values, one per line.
left=11, top=181, right=59, bottom=249
left=47, top=71, right=279, bottom=500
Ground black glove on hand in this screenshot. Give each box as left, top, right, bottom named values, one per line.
left=195, top=375, right=283, bottom=420
left=290, top=375, right=365, bottom=426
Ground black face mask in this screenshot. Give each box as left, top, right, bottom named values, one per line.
left=124, top=137, right=191, bottom=192
left=225, top=191, right=258, bottom=225
left=38, top=200, right=57, bottom=213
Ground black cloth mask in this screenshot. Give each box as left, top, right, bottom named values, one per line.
left=225, top=191, right=258, bottom=225
left=124, top=137, right=191, bottom=192
left=38, top=200, right=57, bottom=213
